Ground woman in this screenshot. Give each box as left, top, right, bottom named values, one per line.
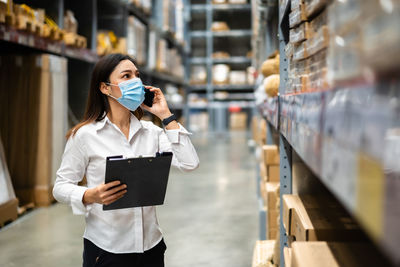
left=53, top=54, right=199, bottom=267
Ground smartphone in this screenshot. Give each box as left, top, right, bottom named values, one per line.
left=143, top=88, right=155, bottom=107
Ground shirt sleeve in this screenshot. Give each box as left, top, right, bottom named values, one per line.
left=159, top=123, right=200, bottom=172
left=52, top=133, right=90, bottom=215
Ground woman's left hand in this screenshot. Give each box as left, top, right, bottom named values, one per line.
left=141, top=86, right=172, bottom=120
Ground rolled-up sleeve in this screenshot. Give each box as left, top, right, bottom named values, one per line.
left=53, top=133, right=89, bottom=215
left=159, top=123, right=199, bottom=172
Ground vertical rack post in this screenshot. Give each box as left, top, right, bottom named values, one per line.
left=183, top=0, right=191, bottom=129
left=279, top=136, right=292, bottom=267
left=206, top=0, right=213, bottom=131
left=278, top=2, right=291, bottom=265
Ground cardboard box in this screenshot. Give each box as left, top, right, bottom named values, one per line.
left=292, top=207, right=364, bottom=242
left=259, top=119, right=267, bottom=145
left=0, top=55, right=67, bottom=206
left=267, top=165, right=280, bottom=182
left=268, top=227, right=279, bottom=240
left=283, top=247, right=292, bottom=267
left=261, top=145, right=280, bottom=165
left=291, top=242, right=389, bottom=267
left=260, top=162, right=267, bottom=183
left=0, top=198, right=18, bottom=226
left=252, top=240, right=275, bottom=267
left=230, top=112, right=247, bottom=130
left=267, top=209, right=279, bottom=229
left=262, top=182, right=280, bottom=211
left=282, top=194, right=340, bottom=236
left=251, top=116, right=259, bottom=142
left=282, top=195, right=300, bottom=235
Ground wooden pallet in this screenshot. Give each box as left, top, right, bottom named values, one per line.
left=17, top=202, right=35, bottom=216
left=64, top=32, right=87, bottom=48
left=0, top=198, right=19, bottom=228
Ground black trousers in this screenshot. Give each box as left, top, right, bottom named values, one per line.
left=82, top=238, right=167, bottom=267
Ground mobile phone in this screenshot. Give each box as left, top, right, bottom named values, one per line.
left=143, top=88, right=154, bottom=107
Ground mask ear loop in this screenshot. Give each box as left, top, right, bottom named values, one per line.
left=105, top=82, right=117, bottom=100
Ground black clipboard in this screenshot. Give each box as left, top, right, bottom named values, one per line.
left=103, top=152, right=173, bottom=211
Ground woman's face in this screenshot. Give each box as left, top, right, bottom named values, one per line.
left=107, top=59, right=140, bottom=98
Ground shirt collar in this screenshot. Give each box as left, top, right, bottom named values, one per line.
left=95, top=113, right=145, bottom=140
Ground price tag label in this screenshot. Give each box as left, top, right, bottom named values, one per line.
left=4, top=31, right=10, bottom=41
left=18, top=35, right=27, bottom=45
left=28, top=36, right=35, bottom=47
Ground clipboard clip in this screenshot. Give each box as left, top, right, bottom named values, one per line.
left=156, top=152, right=173, bottom=157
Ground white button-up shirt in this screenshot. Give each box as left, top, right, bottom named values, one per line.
left=53, top=114, right=199, bottom=253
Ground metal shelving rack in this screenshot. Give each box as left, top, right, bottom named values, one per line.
left=1, top=0, right=188, bottom=120
left=254, top=0, right=400, bottom=266
left=186, top=0, right=254, bottom=131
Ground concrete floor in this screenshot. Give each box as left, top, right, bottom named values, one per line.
left=0, top=131, right=258, bottom=267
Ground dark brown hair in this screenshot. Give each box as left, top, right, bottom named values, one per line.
left=66, top=53, right=143, bottom=139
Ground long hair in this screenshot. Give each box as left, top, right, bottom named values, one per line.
left=66, top=54, right=143, bottom=139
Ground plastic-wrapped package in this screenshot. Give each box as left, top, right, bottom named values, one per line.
left=289, top=4, right=307, bottom=28
left=293, top=41, right=308, bottom=61
left=285, top=43, right=294, bottom=59
left=212, top=51, right=230, bottom=59
left=212, top=64, right=230, bottom=84
left=211, top=21, right=229, bottom=32
left=304, top=0, right=328, bottom=18
left=362, top=3, right=400, bottom=72
left=327, top=26, right=363, bottom=85
left=308, top=49, right=328, bottom=90
left=310, top=9, right=327, bottom=33
left=328, top=0, right=365, bottom=35
left=290, top=22, right=313, bottom=44
left=190, top=65, right=207, bottom=85
left=247, top=66, right=256, bottom=84
left=291, top=0, right=304, bottom=11
left=229, top=71, right=247, bottom=85
left=305, top=25, right=329, bottom=57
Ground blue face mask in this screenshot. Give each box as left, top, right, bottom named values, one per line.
left=107, top=78, right=145, bottom=111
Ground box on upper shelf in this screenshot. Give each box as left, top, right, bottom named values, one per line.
left=282, top=194, right=340, bottom=236
left=289, top=4, right=307, bottom=28
left=261, top=145, right=280, bottom=166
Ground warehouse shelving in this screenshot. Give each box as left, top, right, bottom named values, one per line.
left=0, top=24, right=98, bottom=63
left=0, top=0, right=189, bottom=224
left=187, top=0, right=254, bottom=131
left=254, top=0, right=400, bottom=266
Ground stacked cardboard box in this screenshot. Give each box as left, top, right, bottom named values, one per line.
left=282, top=194, right=365, bottom=244
left=0, top=54, right=68, bottom=207
left=127, top=16, right=147, bottom=65
left=252, top=240, right=277, bottom=267
left=260, top=145, right=280, bottom=183
left=290, top=242, right=390, bottom=267
left=230, top=112, right=247, bottom=130
left=287, top=0, right=329, bottom=93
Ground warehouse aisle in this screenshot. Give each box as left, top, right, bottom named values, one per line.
left=0, top=131, right=258, bottom=267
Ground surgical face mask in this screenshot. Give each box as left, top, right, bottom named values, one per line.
left=106, top=77, right=145, bottom=111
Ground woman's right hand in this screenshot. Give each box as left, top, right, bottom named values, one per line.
left=83, top=181, right=127, bottom=205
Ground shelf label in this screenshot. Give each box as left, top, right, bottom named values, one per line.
left=4, top=31, right=10, bottom=41
left=18, top=35, right=28, bottom=45
left=28, top=36, right=35, bottom=47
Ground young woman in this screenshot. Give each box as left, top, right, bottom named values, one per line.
left=53, top=53, right=199, bottom=267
